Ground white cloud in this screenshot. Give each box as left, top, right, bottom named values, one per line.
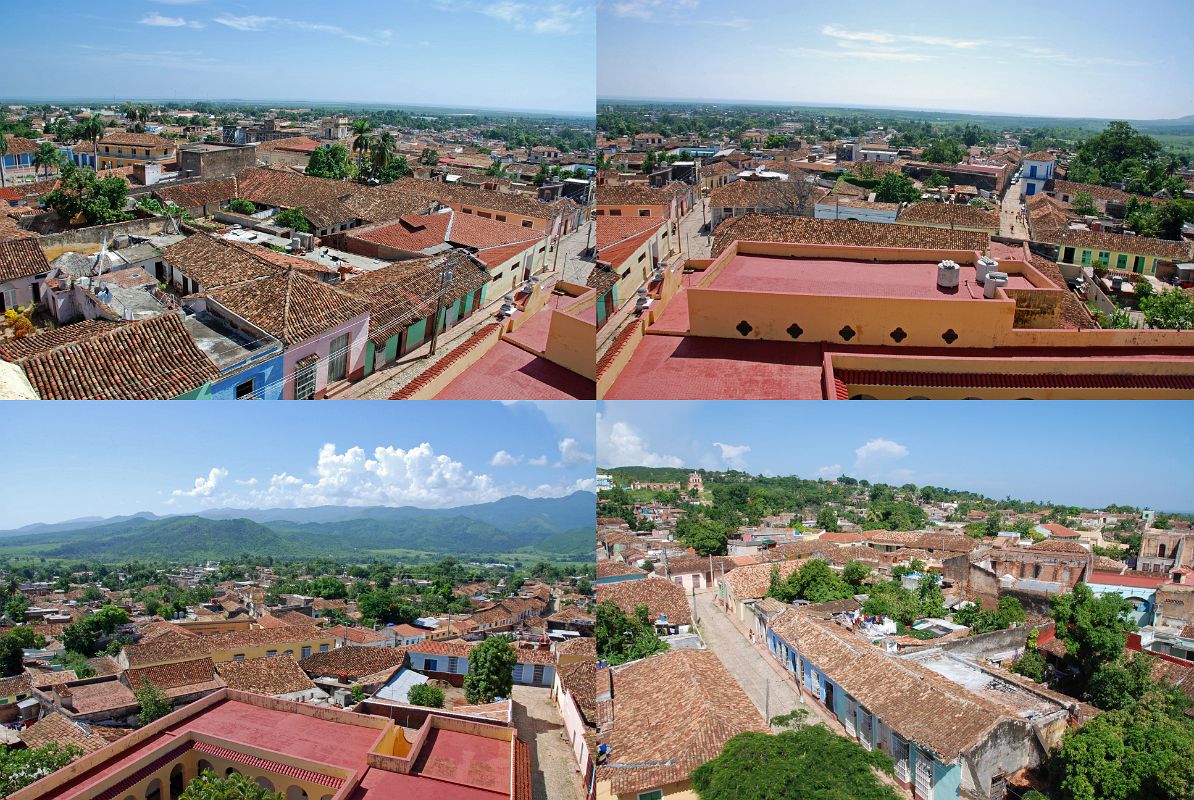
left=490, top=450, right=520, bottom=466
left=713, top=442, right=751, bottom=469
left=821, top=23, right=982, bottom=49
left=241, top=442, right=502, bottom=508
left=212, top=15, right=384, bottom=43
left=170, top=467, right=228, bottom=501
left=235, top=477, right=258, bottom=487
left=852, top=438, right=910, bottom=481
left=456, top=1, right=586, bottom=34
left=558, top=437, right=594, bottom=466
left=817, top=464, right=842, bottom=479
left=138, top=12, right=203, bottom=28
left=527, top=455, right=549, bottom=466
left=598, top=417, right=683, bottom=468
left=780, top=46, right=932, bottom=63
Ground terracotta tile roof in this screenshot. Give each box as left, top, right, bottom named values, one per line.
left=125, top=657, right=220, bottom=693
left=595, top=576, right=692, bottom=626
left=709, top=179, right=814, bottom=210
left=595, top=560, right=645, bottom=579
left=2, top=135, right=39, bottom=155
left=1040, top=523, right=1082, bottom=538
left=557, top=660, right=596, bottom=724
left=898, top=203, right=1000, bottom=230
left=555, top=637, right=596, bottom=658
left=0, top=238, right=50, bottom=283
left=355, top=211, right=541, bottom=266
left=862, top=530, right=924, bottom=546
left=910, top=533, right=982, bottom=553
left=1051, top=180, right=1141, bottom=204
left=596, top=184, right=674, bottom=207
left=100, top=132, right=174, bottom=149
left=712, top=213, right=989, bottom=257
left=389, top=177, right=574, bottom=221
left=1, top=313, right=219, bottom=400
left=235, top=167, right=358, bottom=230
left=124, top=625, right=330, bottom=667
left=1022, top=151, right=1055, bottom=162
left=30, top=670, right=79, bottom=688
left=326, top=625, right=388, bottom=644
left=596, top=215, right=665, bottom=269
left=0, top=673, right=32, bottom=698
left=408, top=639, right=475, bottom=658
left=339, top=249, right=485, bottom=346
left=201, top=268, right=367, bottom=346
left=770, top=614, right=1010, bottom=760
left=339, top=185, right=431, bottom=224
left=215, top=656, right=317, bottom=695
left=20, top=712, right=128, bottom=757
left=153, top=177, right=238, bottom=212
left=297, top=646, right=408, bottom=679
left=0, top=217, right=38, bottom=245
left=720, top=559, right=802, bottom=601
left=1033, top=226, right=1191, bottom=262
left=597, top=650, right=767, bottom=794
left=0, top=319, right=116, bottom=360
left=162, top=232, right=282, bottom=289
left=547, top=607, right=595, bottom=624
left=819, top=531, right=864, bottom=544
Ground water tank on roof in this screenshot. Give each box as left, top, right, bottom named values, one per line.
left=936, top=260, right=960, bottom=289
left=984, top=272, right=1009, bottom=299
left=976, top=255, right=999, bottom=284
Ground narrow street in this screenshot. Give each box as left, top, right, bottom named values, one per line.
left=676, top=198, right=712, bottom=260
left=692, top=592, right=806, bottom=725
left=1000, top=181, right=1029, bottom=239
left=511, top=685, right=586, bottom=800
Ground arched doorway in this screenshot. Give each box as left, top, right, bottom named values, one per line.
left=197, top=760, right=214, bottom=777
left=226, top=768, right=240, bottom=779
left=169, top=765, right=185, bottom=800
left=286, top=787, right=309, bottom=800
left=256, top=777, right=276, bottom=792
left=145, top=778, right=163, bottom=800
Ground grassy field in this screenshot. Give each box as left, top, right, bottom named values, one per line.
left=1155, top=133, right=1194, bottom=157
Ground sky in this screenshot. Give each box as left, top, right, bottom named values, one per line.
left=597, top=402, right=1194, bottom=513
left=598, top=0, right=1194, bottom=119
left=0, top=401, right=595, bottom=528
left=3, top=1, right=596, bottom=116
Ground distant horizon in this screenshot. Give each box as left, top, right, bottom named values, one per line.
left=3, top=95, right=596, bottom=120
left=597, top=95, right=1193, bottom=125
left=3, top=1, right=596, bottom=117
left=0, top=488, right=598, bottom=532
left=598, top=0, right=1194, bottom=119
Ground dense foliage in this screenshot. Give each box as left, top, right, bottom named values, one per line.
left=407, top=682, right=445, bottom=708
left=179, top=771, right=283, bottom=800
left=0, top=743, right=84, bottom=796
left=691, top=727, right=898, bottom=800
left=595, top=601, right=667, bottom=665
left=463, top=635, right=516, bottom=704
left=43, top=163, right=131, bottom=225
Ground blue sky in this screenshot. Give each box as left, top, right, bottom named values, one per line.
left=598, top=0, right=1194, bottom=119
left=1, top=401, right=595, bottom=528
left=4, top=1, right=595, bottom=115
left=597, top=402, right=1194, bottom=513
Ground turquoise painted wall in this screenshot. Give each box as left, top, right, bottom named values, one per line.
left=935, top=758, right=961, bottom=799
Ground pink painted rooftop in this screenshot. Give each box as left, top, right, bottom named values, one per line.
left=434, top=339, right=595, bottom=399
left=28, top=695, right=516, bottom=800
left=708, top=254, right=1033, bottom=300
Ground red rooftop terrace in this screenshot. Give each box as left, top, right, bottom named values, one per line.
left=598, top=239, right=1194, bottom=400
left=11, top=689, right=529, bottom=800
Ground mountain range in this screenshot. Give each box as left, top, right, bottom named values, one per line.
left=0, top=493, right=596, bottom=564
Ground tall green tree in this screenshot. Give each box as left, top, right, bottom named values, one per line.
left=691, top=727, right=898, bottom=800
left=1050, top=583, right=1134, bottom=691
left=595, top=601, right=666, bottom=665
left=463, top=635, right=516, bottom=704
left=1140, top=288, right=1194, bottom=330
left=273, top=207, right=311, bottom=233
left=134, top=680, right=171, bottom=726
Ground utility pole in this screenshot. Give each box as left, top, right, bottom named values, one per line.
left=427, top=262, right=455, bottom=357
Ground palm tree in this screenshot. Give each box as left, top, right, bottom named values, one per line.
left=136, top=105, right=151, bottom=125
left=350, top=119, right=373, bottom=178
left=82, top=117, right=105, bottom=170
left=370, top=130, right=395, bottom=178
left=32, top=141, right=62, bottom=179
left=0, top=135, right=8, bottom=189
left=121, top=101, right=137, bottom=123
